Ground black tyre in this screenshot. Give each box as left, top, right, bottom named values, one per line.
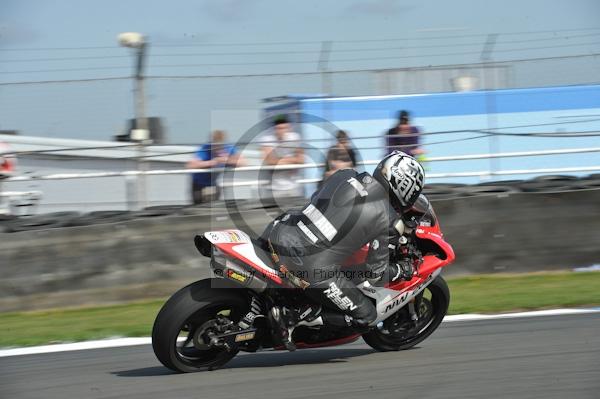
left=477, top=179, right=524, bottom=187
left=152, top=279, right=249, bottom=373
left=422, top=185, right=462, bottom=200
left=519, top=181, right=586, bottom=193
left=532, top=174, right=578, bottom=182
left=66, top=210, right=133, bottom=227
left=363, top=276, right=450, bottom=351
left=133, top=205, right=186, bottom=218
left=457, top=185, right=521, bottom=196
left=0, top=216, right=15, bottom=233
left=4, top=211, right=80, bottom=232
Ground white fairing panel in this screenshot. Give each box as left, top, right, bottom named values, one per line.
left=359, top=268, right=441, bottom=325
left=204, top=230, right=251, bottom=244
left=204, top=229, right=278, bottom=276
left=231, top=243, right=278, bottom=275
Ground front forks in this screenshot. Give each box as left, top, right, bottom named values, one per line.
left=410, top=292, right=425, bottom=322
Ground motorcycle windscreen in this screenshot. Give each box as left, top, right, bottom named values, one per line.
left=406, top=194, right=438, bottom=227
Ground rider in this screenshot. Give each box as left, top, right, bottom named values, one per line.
left=261, top=151, right=425, bottom=349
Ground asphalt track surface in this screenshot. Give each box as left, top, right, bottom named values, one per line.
left=1, top=313, right=599, bottom=399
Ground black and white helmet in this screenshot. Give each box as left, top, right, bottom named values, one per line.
left=373, top=151, right=425, bottom=211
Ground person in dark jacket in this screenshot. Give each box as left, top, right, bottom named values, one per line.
left=321, top=130, right=358, bottom=184
left=262, top=151, right=425, bottom=349
left=385, top=110, right=425, bottom=157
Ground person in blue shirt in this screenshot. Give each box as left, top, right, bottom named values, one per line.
left=186, top=130, right=242, bottom=204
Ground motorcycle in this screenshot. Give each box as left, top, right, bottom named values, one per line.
left=152, top=195, right=455, bottom=373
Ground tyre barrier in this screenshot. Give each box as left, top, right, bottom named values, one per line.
left=64, top=210, right=134, bottom=227
left=455, top=185, right=521, bottom=196
left=2, top=211, right=80, bottom=233
left=423, top=183, right=467, bottom=200
left=577, top=177, right=600, bottom=188
left=0, top=174, right=599, bottom=233
left=133, top=205, right=188, bottom=218
left=0, top=214, right=17, bottom=233
left=531, top=174, right=579, bottom=182
left=477, top=179, right=524, bottom=187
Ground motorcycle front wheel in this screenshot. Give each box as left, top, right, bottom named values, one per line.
left=152, top=279, right=248, bottom=373
left=362, top=276, right=450, bottom=351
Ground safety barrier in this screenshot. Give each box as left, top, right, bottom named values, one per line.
left=2, top=141, right=599, bottom=213
left=4, top=146, right=600, bottom=183
left=1, top=173, right=599, bottom=233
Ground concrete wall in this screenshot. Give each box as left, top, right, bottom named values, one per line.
left=1, top=189, right=599, bottom=312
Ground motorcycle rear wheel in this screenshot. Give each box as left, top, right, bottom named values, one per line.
left=152, top=279, right=248, bottom=373
left=362, top=276, right=450, bottom=351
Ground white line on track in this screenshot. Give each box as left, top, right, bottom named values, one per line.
left=443, top=307, right=600, bottom=322
left=1, top=307, right=599, bottom=358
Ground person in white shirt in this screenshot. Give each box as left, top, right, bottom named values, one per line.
left=259, top=116, right=305, bottom=200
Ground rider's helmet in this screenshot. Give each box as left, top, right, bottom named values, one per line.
left=373, top=151, right=425, bottom=212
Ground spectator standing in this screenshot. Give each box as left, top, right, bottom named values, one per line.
left=259, top=116, right=304, bottom=199
left=385, top=110, right=425, bottom=157
left=186, top=130, right=242, bottom=204
left=322, top=130, right=357, bottom=184
left=0, top=141, right=16, bottom=214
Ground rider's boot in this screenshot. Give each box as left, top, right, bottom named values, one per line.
left=294, top=303, right=322, bottom=324
left=269, top=305, right=296, bottom=351
left=294, top=306, right=371, bottom=333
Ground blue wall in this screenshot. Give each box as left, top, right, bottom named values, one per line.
left=294, top=84, right=600, bottom=188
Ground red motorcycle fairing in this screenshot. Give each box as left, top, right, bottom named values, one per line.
left=341, top=224, right=454, bottom=292
left=274, top=334, right=362, bottom=351
left=204, top=223, right=455, bottom=292
left=384, top=226, right=454, bottom=292
left=341, top=244, right=370, bottom=267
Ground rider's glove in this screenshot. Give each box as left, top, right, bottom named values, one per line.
left=392, top=259, right=414, bottom=282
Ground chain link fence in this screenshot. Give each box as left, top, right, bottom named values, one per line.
left=1, top=53, right=599, bottom=142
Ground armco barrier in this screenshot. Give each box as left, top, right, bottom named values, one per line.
left=0, top=189, right=599, bottom=311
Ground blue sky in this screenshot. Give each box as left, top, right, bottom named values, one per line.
left=3, top=0, right=600, bottom=76
left=1, top=0, right=600, bottom=142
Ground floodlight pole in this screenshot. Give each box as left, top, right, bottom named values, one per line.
left=133, top=41, right=148, bottom=210
left=119, top=32, right=149, bottom=210
left=134, top=42, right=148, bottom=132
left=318, top=40, right=333, bottom=128
left=481, top=33, right=499, bottom=177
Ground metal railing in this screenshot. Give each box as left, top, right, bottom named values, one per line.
left=2, top=143, right=599, bottom=214
left=5, top=146, right=600, bottom=185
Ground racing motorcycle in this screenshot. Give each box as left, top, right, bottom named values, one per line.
left=152, top=195, right=455, bottom=373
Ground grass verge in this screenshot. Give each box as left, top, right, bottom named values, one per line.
left=1, top=271, right=599, bottom=348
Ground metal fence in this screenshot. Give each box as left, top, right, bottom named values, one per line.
left=2, top=140, right=599, bottom=213
left=1, top=52, right=599, bottom=143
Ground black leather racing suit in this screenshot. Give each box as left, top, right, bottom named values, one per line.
left=261, top=168, right=399, bottom=324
